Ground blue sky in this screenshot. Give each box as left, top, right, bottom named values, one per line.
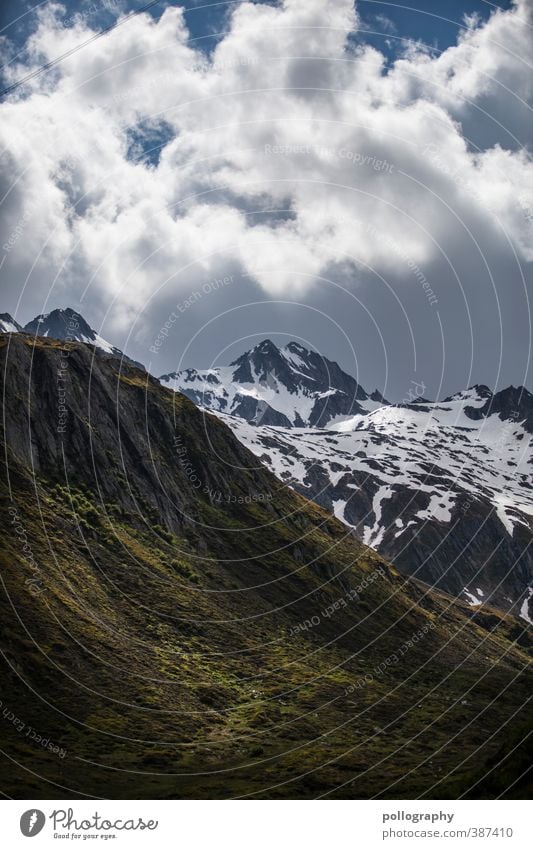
left=356, top=0, right=513, bottom=49
left=0, top=0, right=515, bottom=62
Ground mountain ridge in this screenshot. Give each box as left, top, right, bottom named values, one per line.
left=161, top=338, right=387, bottom=429
left=158, top=340, right=533, bottom=621
left=1, top=333, right=531, bottom=799
left=2, top=310, right=530, bottom=409
left=0, top=312, right=23, bottom=333
left=3, top=310, right=532, bottom=620
left=1, top=307, right=144, bottom=370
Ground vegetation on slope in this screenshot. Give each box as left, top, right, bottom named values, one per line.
left=0, top=336, right=531, bottom=799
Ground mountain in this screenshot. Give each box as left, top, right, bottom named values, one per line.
left=0, top=312, right=22, bottom=333
left=22, top=307, right=145, bottom=370
left=218, top=387, right=533, bottom=620
left=160, top=341, right=533, bottom=620
left=160, top=339, right=385, bottom=428
left=1, top=333, right=531, bottom=799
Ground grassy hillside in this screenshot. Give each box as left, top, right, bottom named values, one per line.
left=0, top=335, right=531, bottom=799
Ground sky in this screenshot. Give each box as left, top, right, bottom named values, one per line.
left=0, top=0, right=532, bottom=400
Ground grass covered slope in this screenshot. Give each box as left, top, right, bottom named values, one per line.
left=0, top=335, right=531, bottom=799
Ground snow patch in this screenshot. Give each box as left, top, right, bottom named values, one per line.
left=463, top=589, right=482, bottom=607
left=519, top=588, right=533, bottom=625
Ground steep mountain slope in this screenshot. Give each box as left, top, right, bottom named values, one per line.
left=0, top=334, right=531, bottom=800
left=22, top=307, right=144, bottom=369
left=160, top=339, right=383, bottom=428
left=0, top=312, right=22, bottom=333
left=218, top=388, right=533, bottom=619
left=159, top=341, right=533, bottom=620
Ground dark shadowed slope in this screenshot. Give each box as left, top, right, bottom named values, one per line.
left=0, top=335, right=531, bottom=799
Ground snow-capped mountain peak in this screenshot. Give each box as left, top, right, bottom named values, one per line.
left=160, top=340, right=375, bottom=427
left=161, top=342, right=533, bottom=620
left=215, top=384, right=533, bottom=618
left=0, top=312, right=23, bottom=333
left=0, top=307, right=145, bottom=369
left=24, top=308, right=116, bottom=352
left=443, top=385, right=493, bottom=404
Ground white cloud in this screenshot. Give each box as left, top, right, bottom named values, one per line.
left=0, top=0, right=532, bottom=333
left=389, top=0, right=533, bottom=147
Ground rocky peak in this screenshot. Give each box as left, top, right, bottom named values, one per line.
left=161, top=340, right=374, bottom=427
left=0, top=312, right=22, bottom=333
left=25, top=308, right=101, bottom=343
left=20, top=307, right=145, bottom=371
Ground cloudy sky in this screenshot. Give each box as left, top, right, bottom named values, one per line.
left=0, top=0, right=532, bottom=400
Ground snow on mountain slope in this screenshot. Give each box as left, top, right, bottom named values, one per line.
left=212, top=384, right=533, bottom=620
left=25, top=309, right=115, bottom=352
left=160, top=339, right=381, bottom=428
left=159, top=339, right=533, bottom=618
left=0, top=313, right=22, bottom=333
left=17, top=308, right=145, bottom=369
left=217, top=390, right=531, bottom=525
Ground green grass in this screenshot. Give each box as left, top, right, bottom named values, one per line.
left=0, top=336, right=531, bottom=799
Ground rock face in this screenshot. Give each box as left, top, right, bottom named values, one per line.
left=23, top=307, right=145, bottom=369
left=0, top=312, right=22, bottom=333
left=160, top=339, right=382, bottom=428
left=160, top=342, right=533, bottom=620
left=3, top=316, right=532, bottom=617
left=218, top=391, right=533, bottom=620
left=1, top=334, right=532, bottom=800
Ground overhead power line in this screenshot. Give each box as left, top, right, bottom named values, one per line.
left=0, top=0, right=163, bottom=99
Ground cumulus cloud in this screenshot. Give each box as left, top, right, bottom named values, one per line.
left=0, top=0, right=532, bottom=360
left=389, top=0, right=533, bottom=149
